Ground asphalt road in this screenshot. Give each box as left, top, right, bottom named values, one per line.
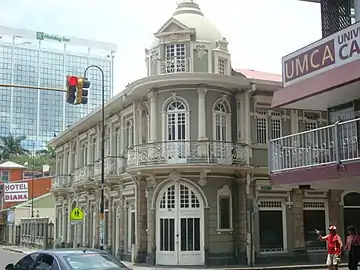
left=0, top=250, right=24, bottom=269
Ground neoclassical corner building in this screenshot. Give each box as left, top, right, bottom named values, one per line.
left=49, top=0, right=345, bottom=267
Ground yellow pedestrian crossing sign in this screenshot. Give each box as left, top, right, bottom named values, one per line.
left=70, top=207, right=84, bottom=221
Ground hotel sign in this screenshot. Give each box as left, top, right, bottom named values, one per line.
left=36, top=31, right=70, bottom=43
left=4, top=182, right=29, bottom=203
left=282, top=22, right=360, bottom=87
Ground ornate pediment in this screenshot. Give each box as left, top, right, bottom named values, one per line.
left=154, top=17, right=194, bottom=38
left=216, top=37, right=229, bottom=52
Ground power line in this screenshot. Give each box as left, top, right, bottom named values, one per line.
left=0, top=83, right=66, bottom=92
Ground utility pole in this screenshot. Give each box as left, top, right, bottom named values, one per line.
left=83, top=65, right=105, bottom=250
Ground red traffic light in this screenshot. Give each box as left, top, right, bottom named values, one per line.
left=68, top=76, right=78, bottom=86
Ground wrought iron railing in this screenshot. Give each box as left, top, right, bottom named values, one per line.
left=270, top=118, right=360, bottom=173
left=127, top=141, right=247, bottom=168
left=160, top=56, right=190, bottom=74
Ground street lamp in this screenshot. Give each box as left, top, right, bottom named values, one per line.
left=83, top=65, right=105, bottom=250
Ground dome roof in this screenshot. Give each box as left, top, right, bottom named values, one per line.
left=151, top=0, right=222, bottom=48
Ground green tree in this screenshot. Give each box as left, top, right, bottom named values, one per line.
left=0, top=135, right=29, bottom=161
left=11, top=154, right=55, bottom=172
left=36, top=146, right=56, bottom=159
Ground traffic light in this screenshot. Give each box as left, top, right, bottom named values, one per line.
left=66, top=76, right=78, bottom=104
left=76, top=77, right=90, bottom=105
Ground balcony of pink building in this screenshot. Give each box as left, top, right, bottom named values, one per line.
left=272, top=21, right=360, bottom=111
left=270, top=118, right=360, bottom=189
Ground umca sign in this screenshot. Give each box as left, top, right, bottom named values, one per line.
left=282, top=22, right=360, bottom=87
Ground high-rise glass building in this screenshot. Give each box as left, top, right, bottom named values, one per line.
left=0, top=25, right=116, bottom=150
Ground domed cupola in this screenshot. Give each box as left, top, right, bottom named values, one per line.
left=145, top=0, right=231, bottom=76
left=173, top=0, right=204, bottom=16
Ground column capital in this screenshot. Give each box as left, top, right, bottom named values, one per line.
left=147, top=89, right=157, bottom=101
left=197, top=86, right=208, bottom=96
left=235, top=93, right=245, bottom=102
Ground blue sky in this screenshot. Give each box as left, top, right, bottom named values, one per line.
left=0, top=0, right=321, bottom=94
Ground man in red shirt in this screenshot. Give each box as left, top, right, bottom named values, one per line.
left=317, top=225, right=343, bottom=270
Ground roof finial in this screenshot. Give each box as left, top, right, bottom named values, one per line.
left=174, top=0, right=203, bottom=16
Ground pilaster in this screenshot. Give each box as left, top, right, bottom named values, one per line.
left=86, top=133, right=91, bottom=165
left=146, top=181, right=156, bottom=264
left=137, top=107, right=143, bottom=144
left=120, top=117, right=125, bottom=155
left=107, top=196, right=113, bottom=251
left=236, top=93, right=245, bottom=143
left=328, top=190, right=342, bottom=233
left=66, top=197, right=72, bottom=247
left=133, top=102, right=138, bottom=145
left=197, top=87, right=208, bottom=140
left=136, top=178, right=148, bottom=263
left=62, top=200, right=67, bottom=244
left=118, top=194, right=125, bottom=256
left=148, top=90, right=157, bottom=142
left=292, top=189, right=305, bottom=253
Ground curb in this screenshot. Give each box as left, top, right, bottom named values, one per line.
left=224, top=263, right=348, bottom=270
left=2, top=247, right=25, bottom=254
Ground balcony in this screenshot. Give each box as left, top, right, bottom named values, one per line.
left=270, top=118, right=360, bottom=188
left=127, top=141, right=247, bottom=170
left=94, top=156, right=125, bottom=178
left=51, top=175, right=72, bottom=190
left=73, top=165, right=94, bottom=185
left=160, top=57, right=190, bottom=74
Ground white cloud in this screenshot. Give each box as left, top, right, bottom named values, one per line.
left=0, top=0, right=321, bottom=94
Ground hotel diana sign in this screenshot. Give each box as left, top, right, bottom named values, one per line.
left=282, top=21, right=360, bottom=87
left=4, top=182, right=29, bottom=203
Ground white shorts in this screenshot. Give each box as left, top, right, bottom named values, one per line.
left=326, top=254, right=340, bottom=265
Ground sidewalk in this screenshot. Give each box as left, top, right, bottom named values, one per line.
left=0, top=245, right=347, bottom=270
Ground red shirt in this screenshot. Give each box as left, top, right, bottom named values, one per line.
left=325, top=234, right=342, bottom=255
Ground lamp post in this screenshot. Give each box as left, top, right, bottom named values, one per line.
left=83, top=65, right=105, bottom=250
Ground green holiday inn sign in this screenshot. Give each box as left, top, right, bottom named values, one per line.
left=36, top=32, right=70, bottom=43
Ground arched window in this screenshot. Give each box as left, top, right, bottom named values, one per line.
left=213, top=98, right=231, bottom=141
left=167, top=100, right=187, bottom=141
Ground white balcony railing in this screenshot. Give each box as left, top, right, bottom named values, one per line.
left=127, top=141, right=247, bottom=168
left=73, top=165, right=94, bottom=185
left=270, top=118, right=360, bottom=173
left=51, top=175, right=71, bottom=190
left=94, top=156, right=124, bottom=178
left=160, top=56, right=190, bottom=74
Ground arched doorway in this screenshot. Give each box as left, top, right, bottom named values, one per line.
left=156, top=181, right=204, bottom=266
left=343, top=192, right=360, bottom=234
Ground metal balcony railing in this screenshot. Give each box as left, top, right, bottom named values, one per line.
left=270, top=118, right=360, bottom=173
left=127, top=140, right=247, bottom=168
